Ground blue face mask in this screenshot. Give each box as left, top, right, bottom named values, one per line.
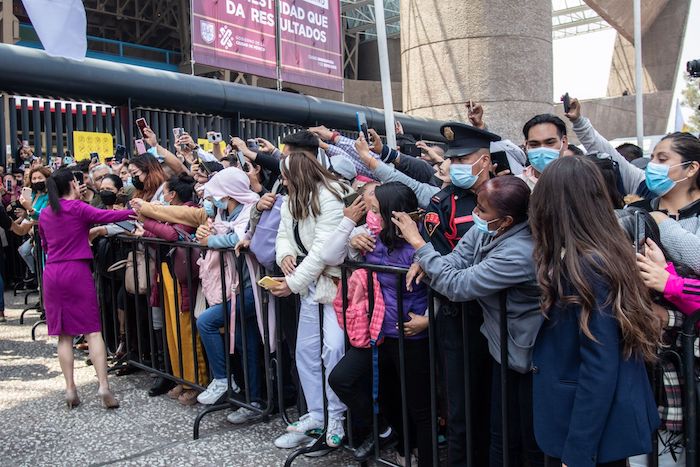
left=203, top=199, right=216, bottom=217
left=449, top=155, right=484, bottom=189
left=472, top=211, right=500, bottom=236
left=645, top=161, right=691, bottom=196
left=124, top=176, right=133, bottom=187
left=212, top=197, right=228, bottom=209
left=527, top=146, right=560, bottom=173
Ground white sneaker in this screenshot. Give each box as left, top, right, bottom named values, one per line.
left=226, top=402, right=261, bottom=424
left=286, top=413, right=323, bottom=434
left=325, top=417, right=345, bottom=448
left=196, top=378, right=228, bottom=405
left=274, top=431, right=313, bottom=449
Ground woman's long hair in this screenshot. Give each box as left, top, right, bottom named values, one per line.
left=374, top=182, right=418, bottom=252
left=529, top=156, right=659, bottom=361
left=130, top=154, right=166, bottom=200
left=46, top=168, right=76, bottom=213
left=281, top=151, right=347, bottom=220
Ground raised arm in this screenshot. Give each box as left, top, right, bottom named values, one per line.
left=138, top=202, right=207, bottom=228
left=78, top=203, right=134, bottom=225
left=566, top=98, right=644, bottom=194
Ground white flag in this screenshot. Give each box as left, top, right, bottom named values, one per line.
left=21, top=0, right=87, bottom=61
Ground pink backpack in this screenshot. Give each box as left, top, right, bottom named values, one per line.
left=197, top=250, right=238, bottom=305
left=333, top=268, right=385, bottom=349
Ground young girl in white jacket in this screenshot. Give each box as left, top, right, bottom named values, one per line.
left=269, top=150, right=350, bottom=450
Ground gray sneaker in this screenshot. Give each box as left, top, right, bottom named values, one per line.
left=274, top=431, right=313, bottom=449
left=226, top=402, right=261, bottom=424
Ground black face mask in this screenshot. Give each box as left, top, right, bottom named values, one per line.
left=31, top=181, right=46, bottom=193
left=131, top=177, right=144, bottom=190
left=99, top=190, right=117, bottom=206
left=16, top=178, right=23, bottom=187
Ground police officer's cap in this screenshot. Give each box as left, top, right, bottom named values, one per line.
left=441, top=122, right=501, bottom=158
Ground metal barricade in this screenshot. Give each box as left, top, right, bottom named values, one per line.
left=94, top=235, right=274, bottom=438
left=17, top=230, right=46, bottom=340
left=23, top=230, right=700, bottom=466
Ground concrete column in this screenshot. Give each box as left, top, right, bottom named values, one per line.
left=401, top=0, right=553, bottom=141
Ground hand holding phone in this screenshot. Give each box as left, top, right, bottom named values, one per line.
left=562, top=93, right=571, bottom=114
left=207, top=132, right=223, bottom=144
left=356, top=112, right=369, bottom=142
left=73, top=171, right=84, bottom=185
left=258, top=276, right=283, bottom=290
left=490, top=150, right=512, bottom=175
left=135, top=138, right=147, bottom=155
left=135, top=118, right=148, bottom=137
left=114, top=220, right=137, bottom=233
left=634, top=210, right=646, bottom=255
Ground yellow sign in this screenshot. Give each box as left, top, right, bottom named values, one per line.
left=197, top=138, right=214, bottom=153
left=73, top=131, right=114, bottom=162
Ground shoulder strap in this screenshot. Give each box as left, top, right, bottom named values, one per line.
left=293, top=220, right=309, bottom=256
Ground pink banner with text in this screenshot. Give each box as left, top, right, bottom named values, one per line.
left=279, top=0, right=344, bottom=92
left=191, top=0, right=343, bottom=92
left=192, top=0, right=278, bottom=80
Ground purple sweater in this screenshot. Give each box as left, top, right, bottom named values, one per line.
left=39, top=199, right=134, bottom=264
left=365, top=237, right=428, bottom=339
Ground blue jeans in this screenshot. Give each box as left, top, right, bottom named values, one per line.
left=19, top=239, right=35, bottom=275
left=196, top=286, right=261, bottom=401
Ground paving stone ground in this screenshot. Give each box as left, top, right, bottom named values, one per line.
left=0, top=292, right=358, bottom=467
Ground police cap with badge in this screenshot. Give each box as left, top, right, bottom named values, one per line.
left=441, top=122, right=501, bottom=158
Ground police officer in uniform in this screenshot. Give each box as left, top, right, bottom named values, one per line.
left=423, top=122, right=501, bottom=466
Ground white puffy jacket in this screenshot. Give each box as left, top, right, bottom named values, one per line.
left=275, top=182, right=346, bottom=303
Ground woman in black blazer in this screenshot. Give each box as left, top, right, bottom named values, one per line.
left=528, top=157, right=661, bottom=467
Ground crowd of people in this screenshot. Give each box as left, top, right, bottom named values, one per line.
left=3, top=97, right=699, bottom=467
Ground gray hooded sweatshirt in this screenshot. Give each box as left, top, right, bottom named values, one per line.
left=414, top=221, right=543, bottom=373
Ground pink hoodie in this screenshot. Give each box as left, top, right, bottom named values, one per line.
left=663, top=263, right=700, bottom=326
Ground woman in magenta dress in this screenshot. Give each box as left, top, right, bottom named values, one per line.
left=39, top=169, right=135, bottom=409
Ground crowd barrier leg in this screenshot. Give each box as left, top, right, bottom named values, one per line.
left=395, top=273, right=412, bottom=467
left=193, top=253, right=235, bottom=439
left=338, top=267, right=355, bottom=452
left=284, top=301, right=332, bottom=465
left=20, top=232, right=43, bottom=329
left=29, top=232, right=46, bottom=339
left=498, top=292, right=510, bottom=467
left=259, top=277, right=274, bottom=422
left=273, top=292, right=292, bottom=425
left=461, top=305, right=474, bottom=467
left=428, top=293, right=439, bottom=467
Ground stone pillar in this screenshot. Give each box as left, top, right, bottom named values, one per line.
left=400, top=0, right=553, bottom=142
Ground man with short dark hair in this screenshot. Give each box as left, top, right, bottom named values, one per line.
left=519, top=114, right=570, bottom=188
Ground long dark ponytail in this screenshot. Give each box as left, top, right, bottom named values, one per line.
left=47, top=168, right=76, bottom=213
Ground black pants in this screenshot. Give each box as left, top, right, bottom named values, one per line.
left=489, top=362, right=543, bottom=467
left=380, top=338, right=434, bottom=467
left=548, top=459, right=625, bottom=467
left=329, top=339, right=434, bottom=466
left=328, top=346, right=375, bottom=444
left=438, top=308, right=492, bottom=466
